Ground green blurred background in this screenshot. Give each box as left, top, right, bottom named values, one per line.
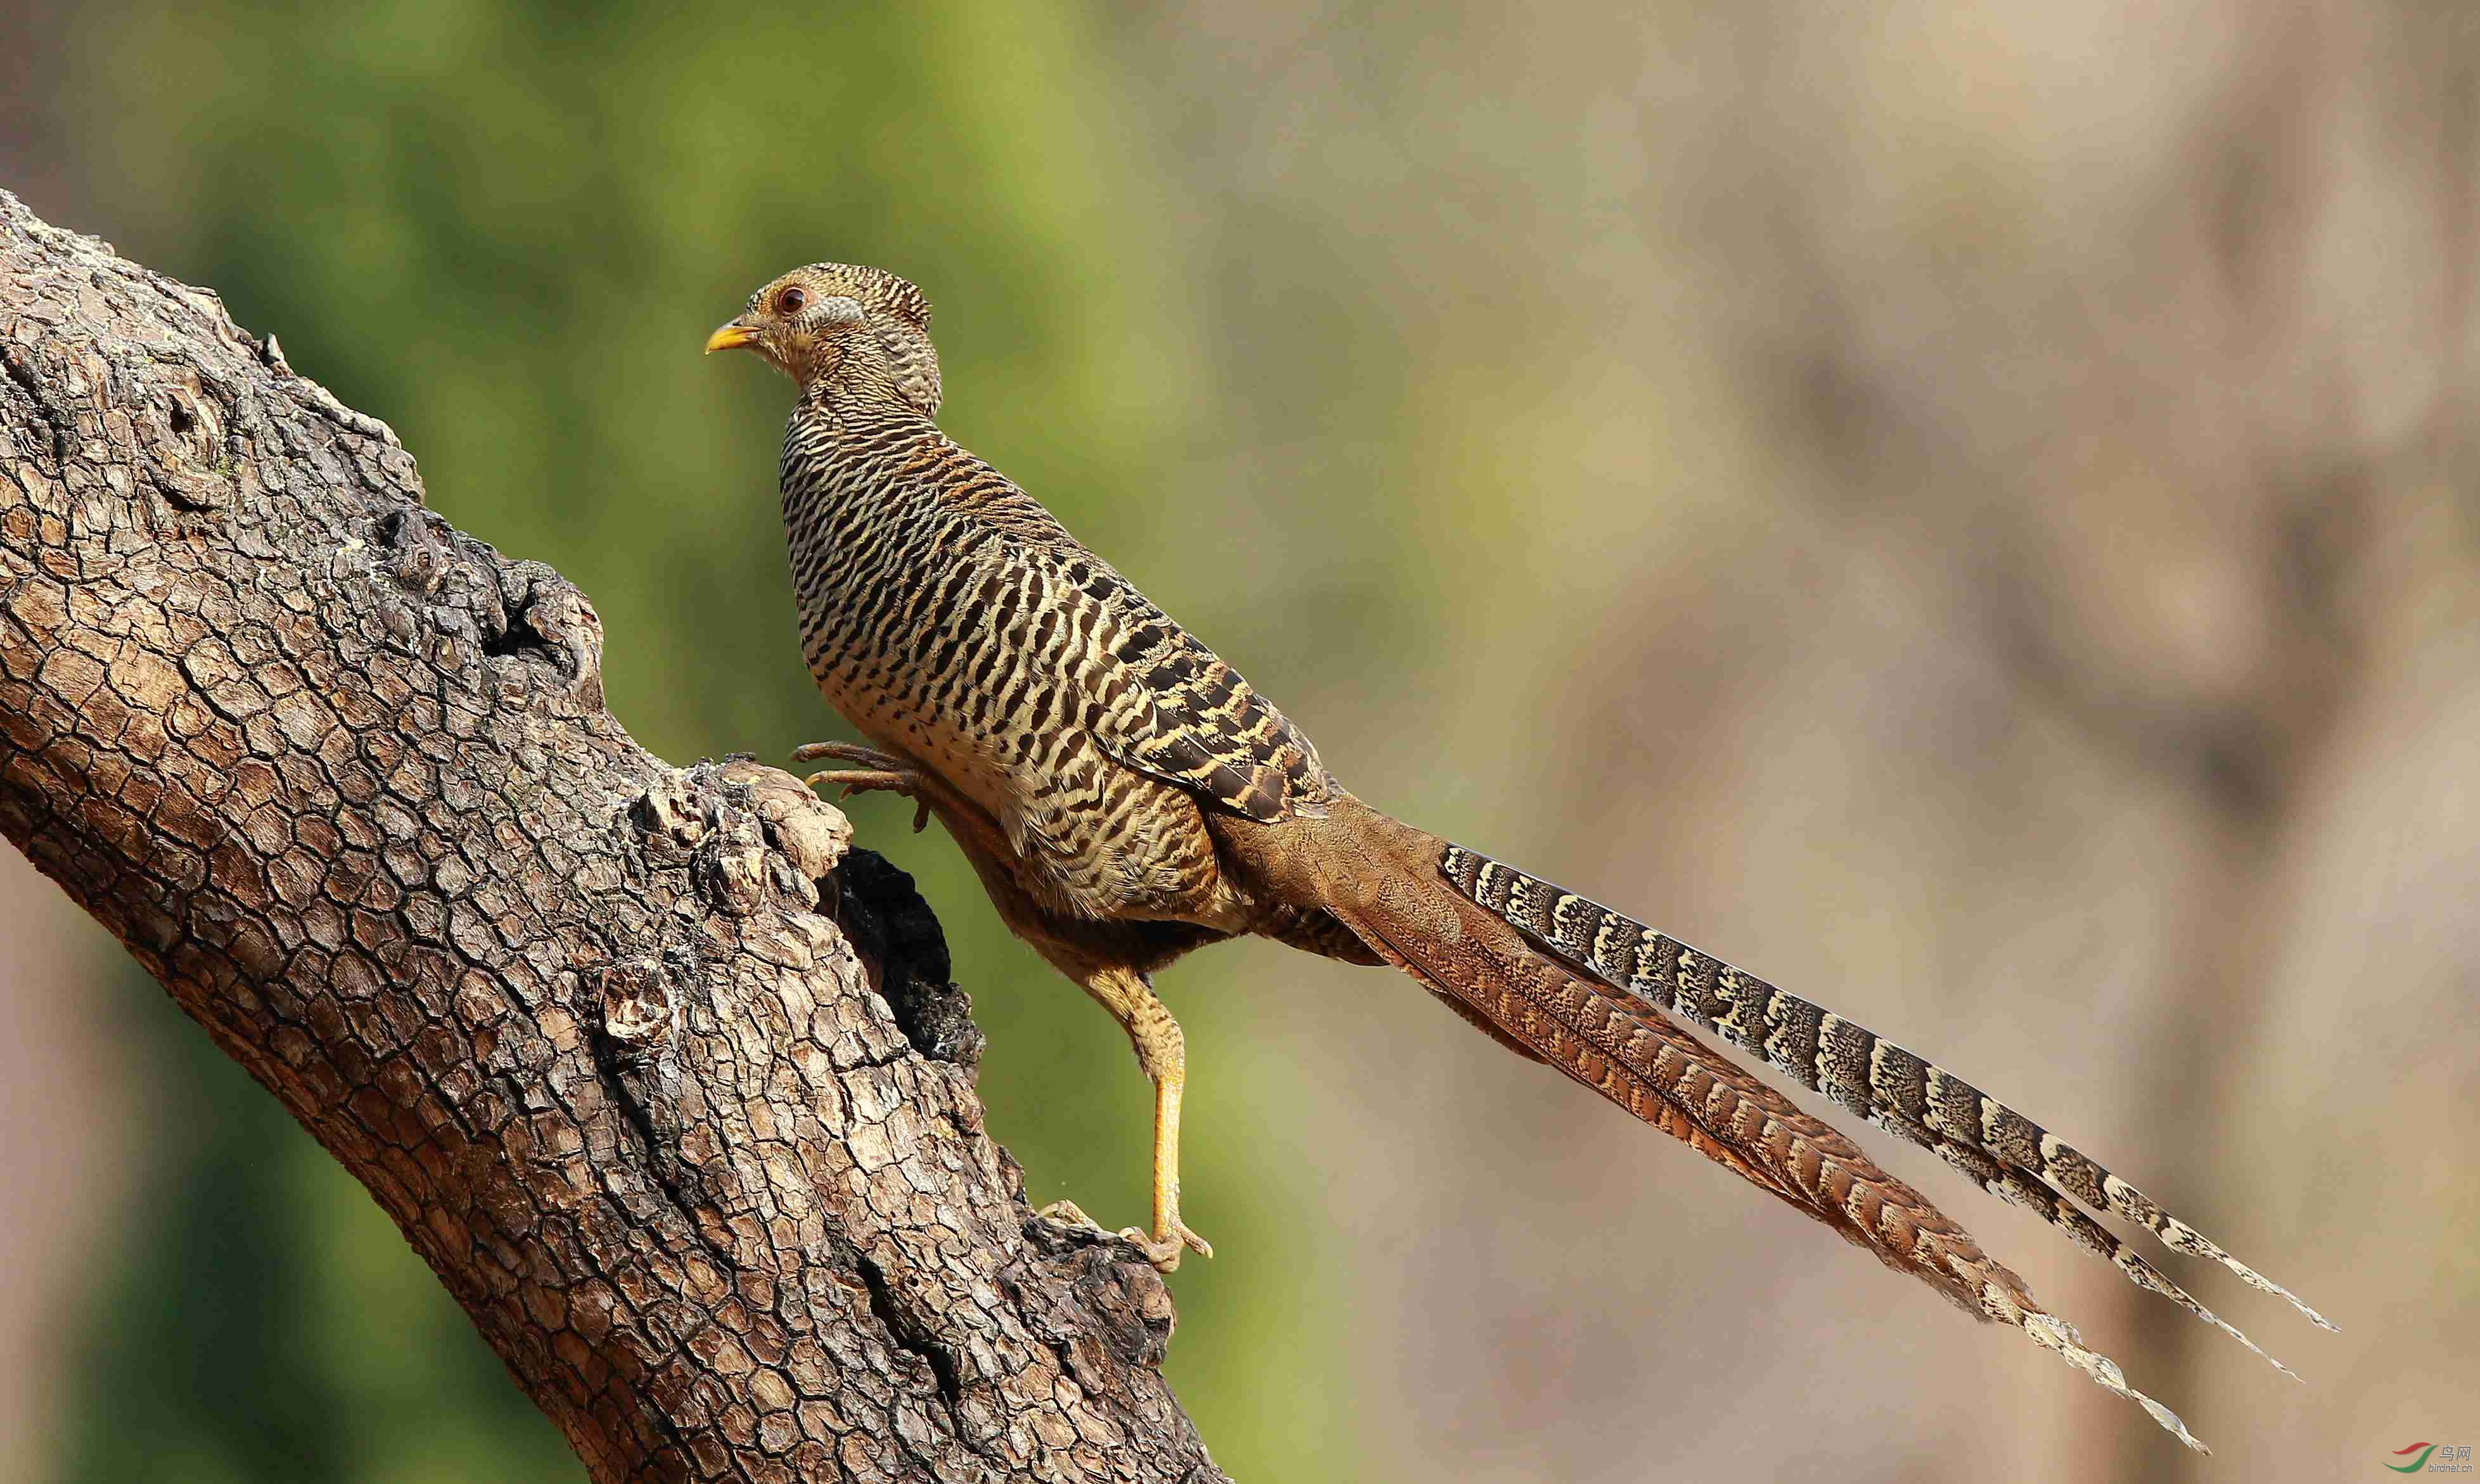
left=2, top=3, right=2476, bottom=1481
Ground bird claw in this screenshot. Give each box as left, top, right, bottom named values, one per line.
left=794, top=743, right=933, bottom=832
left=1143, top=1219, right=1215, bottom=1270
left=792, top=740, right=909, bottom=769
left=1036, top=1199, right=1212, bottom=1273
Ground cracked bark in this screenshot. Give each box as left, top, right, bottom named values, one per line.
left=0, top=190, right=1222, bottom=1484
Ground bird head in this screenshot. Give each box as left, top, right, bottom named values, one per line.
left=704, top=262, right=942, bottom=417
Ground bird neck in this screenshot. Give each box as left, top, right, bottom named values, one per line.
left=799, top=373, right=928, bottom=426
left=779, top=395, right=943, bottom=530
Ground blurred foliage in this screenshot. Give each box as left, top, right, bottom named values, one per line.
left=45, top=1, right=1374, bottom=1478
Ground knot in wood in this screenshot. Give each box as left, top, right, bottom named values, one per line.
left=630, top=773, right=706, bottom=848
left=636, top=759, right=853, bottom=918
left=138, top=367, right=229, bottom=511
left=598, top=956, right=673, bottom=1047
left=494, top=561, right=604, bottom=713
left=717, top=757, right=852, bottom=880
left=369, top=516, right=603, bottom=710
left=693, top=816, right=771, bottom=917
left=1017, top=1220, right=1179, bottom=1371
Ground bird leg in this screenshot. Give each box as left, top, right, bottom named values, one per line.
left=792, top=740, right=933, bottom=833
left=1037, top=966, right=1213, bottom=1272
left=797, top=747, right=1211, bottom=1270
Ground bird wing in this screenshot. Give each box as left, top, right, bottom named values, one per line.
left=1022, top=539, right=1338, bottom=822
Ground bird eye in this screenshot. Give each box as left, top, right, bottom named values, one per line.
left=775, top=286, right=807, bottom=315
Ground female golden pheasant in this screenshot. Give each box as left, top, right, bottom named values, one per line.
left=706, top=261, right=2327, bottom=1452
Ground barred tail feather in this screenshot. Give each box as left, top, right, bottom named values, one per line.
left=1442, top=845, right=2332, bottom=1335
left=1224, top=803, right=2209, bottom=1451
left=1880, top=1109, right=2298, bottom=1381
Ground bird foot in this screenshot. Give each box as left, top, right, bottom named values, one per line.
left=793, top=742, right=932, bottom=833
left=1037, top=1199, right=1213, bottom=1273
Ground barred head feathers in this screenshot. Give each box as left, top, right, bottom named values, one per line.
left=708, top=262, right=942, bottom=418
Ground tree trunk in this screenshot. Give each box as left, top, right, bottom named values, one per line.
left=0, top=189, right=1223, bottom=1484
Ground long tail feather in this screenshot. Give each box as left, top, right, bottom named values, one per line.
left=1217, top=802, right=2210, bottom=1451
left=1443, top=844, right=2332, bottom=1334
left=1881, top=1108, right=2298, bottom=1380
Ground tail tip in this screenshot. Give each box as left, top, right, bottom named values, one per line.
left=2021, top=1312, right=2212, bottom=1454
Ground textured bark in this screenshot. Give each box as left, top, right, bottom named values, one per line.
left=0, top=190, right=1222, bottom=1484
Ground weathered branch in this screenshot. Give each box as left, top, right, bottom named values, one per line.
left=0, top=191, right=1220, bottom=1484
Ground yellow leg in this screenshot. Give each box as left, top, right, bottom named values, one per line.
left=802, top=745, right=1215, bottom=1271
left=1037, top=967, right=1213, bottom=1272
left=1147, top=1054, right=1210, bottom=1265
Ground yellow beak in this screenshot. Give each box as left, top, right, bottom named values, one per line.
left=704, top=319, right=759, bottom=355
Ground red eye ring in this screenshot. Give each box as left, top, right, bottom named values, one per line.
left=775, top=286, right=807, bottom=315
